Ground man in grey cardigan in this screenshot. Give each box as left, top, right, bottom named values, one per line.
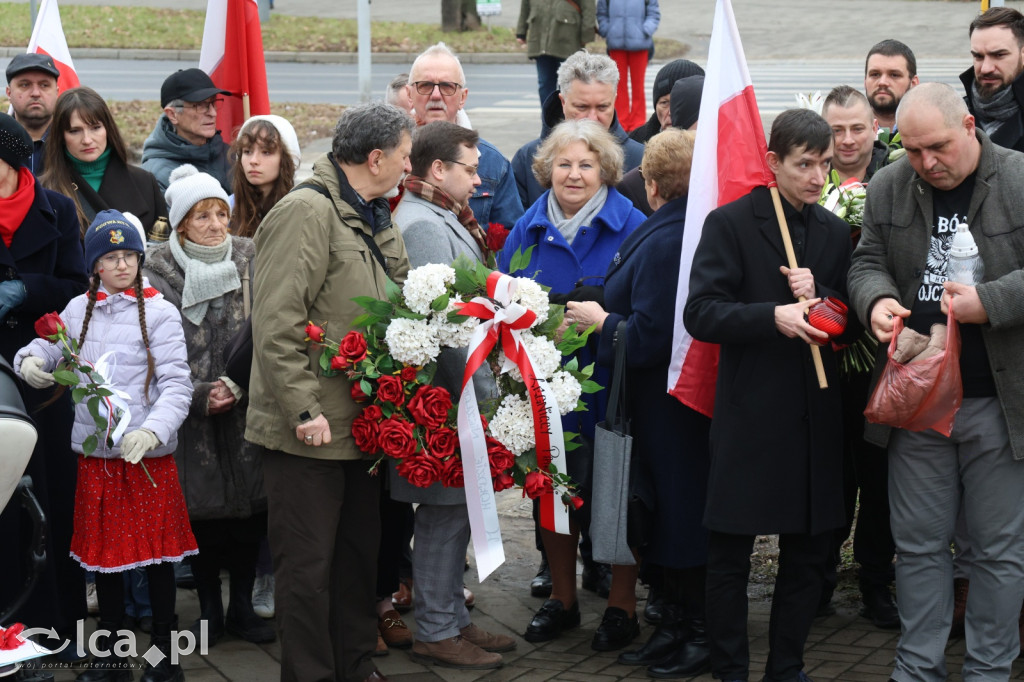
left=391, top=121, right=516, bottom=670
left=849, top=82, right=1024, bottom=682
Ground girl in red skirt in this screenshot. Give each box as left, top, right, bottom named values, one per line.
left=17, top=209, right=194, bottom=682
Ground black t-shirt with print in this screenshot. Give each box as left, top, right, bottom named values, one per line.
left=908, top=172, right=995, bottom=398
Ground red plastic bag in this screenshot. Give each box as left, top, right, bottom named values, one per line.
left=864, top=303, right=963, bottom=436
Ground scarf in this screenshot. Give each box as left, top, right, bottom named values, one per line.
left=403, top=175, right=488, bottom=256
left=67, top=147, right=112, bottom=192
left=168, top=231, right=241, bottom=326
left=0, top=168, right=36, bottom=248
left=546, top=184, right=608, bottom=246
left=971, top=81, right=1021, bottom=137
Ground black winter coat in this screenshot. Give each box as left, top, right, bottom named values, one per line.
left=71, top=157, right=168, bottom=234
left=683, top=186, right=853, bottom=536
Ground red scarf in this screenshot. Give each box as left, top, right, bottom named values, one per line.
left=0, top=168, right=36, bottom=248
left=403, top=175, right=489, bottom=257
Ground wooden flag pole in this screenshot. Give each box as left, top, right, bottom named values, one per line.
left=242, top=92, right=250, bottom=121
left=769, top=185, right=828, bottom=389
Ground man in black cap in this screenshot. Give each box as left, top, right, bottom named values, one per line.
left=5, top=53, right=60, bottom=175
left=141, top=67, right=232, bottom=192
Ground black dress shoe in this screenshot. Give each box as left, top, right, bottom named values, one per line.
left=591, top=607, right=640, bottom=652
left=524, top=599, right=580, bottom=642
left=643, top=586, right=665, bottom=625
left=619, top=604, right=686, bottom=666
left=646, top=618, right=710, bottom=678
left=581, top=561, right=612, bottom=598
left=530, top=560, right=552, bottom=598
left=861, top=584, right=900, bottom=629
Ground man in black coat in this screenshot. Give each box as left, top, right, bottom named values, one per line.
left=684, top=109, right=854, bottom=682
left=960, top=7, right=1024, bottom=152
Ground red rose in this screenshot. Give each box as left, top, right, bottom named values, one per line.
left=407, top=385, right=452, bottom=429
left=426, top=427, right=457, bottom=459
left=351, top=411, right=381, bottom=453
left=339, top=331, right=368, bottom=365
left=304, top=321, right=325, bottom=343
left=330, top=354, right=347, bottom=371
left=440, top=456, right=465, bottom=488
left=34, top=312, right=66, bottom=342
left=569, top=495, right=585, bottom=511
left=378, top=417, right=416, bottom=458
left=397, top=454, right=442, bottom=488
left=492, top=472, right=515, bottom=492
left=376, top=375, right=405, bottom=406
left=350, top=381, right=370, bottom=402
left=400, top=366, right=418, bottom=382
left=363, top=405, right=383, bottom=421
left=486, top=437, right=516, bottom=476
left=523, top=470, right=553, bottom=499
left=486, top=223, right=510, bottom=253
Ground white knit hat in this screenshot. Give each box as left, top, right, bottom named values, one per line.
left=240, top=114, right=302, bottom=171
left=164, top=164, right=230, bottom=229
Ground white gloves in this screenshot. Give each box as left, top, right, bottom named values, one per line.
left=20, top=356, right=55, bottom=389
left=120, top=429, right=160, bottom=464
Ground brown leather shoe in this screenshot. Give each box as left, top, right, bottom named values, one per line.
left=951, top=577, right=969, bottom=639
left=460, top=623, right=516, bottom=653
left=378, top=609, right=413, bottom=648
left=374, top=632, right=388, bottom=657
left=410, top=636, right=503, bottom=669
left=392, top=578, right=413, bottom=613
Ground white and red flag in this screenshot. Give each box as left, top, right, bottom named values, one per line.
left=667, top=0, right=773, bottom=417
left=26, top=0, right=79, bottom=91
left=199, top=0, right=270, bottom=142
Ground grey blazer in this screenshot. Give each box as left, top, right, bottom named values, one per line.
left=389, top=193, right=495, bottom=504
left=849, top=131, right=1024, bottom=458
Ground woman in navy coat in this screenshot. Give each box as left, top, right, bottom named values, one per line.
left=567, top=129, right=712, bottom=678
left=0, top=113, right=89, bottom=651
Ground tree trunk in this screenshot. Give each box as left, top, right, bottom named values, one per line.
left=461, top=0, right=481, bottom=30
left=441, top=0, right=460, bottom=32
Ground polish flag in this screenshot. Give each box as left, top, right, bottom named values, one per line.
left=199, top=0, right=270, bottom=142
left=26, top=0, right=79, bottom=91
left=666, top=0, right=773, bottom=417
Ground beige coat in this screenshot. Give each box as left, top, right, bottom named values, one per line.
left=244, top=153, right=410, bottom=460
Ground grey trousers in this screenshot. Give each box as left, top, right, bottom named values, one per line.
left=889, top=398, right=1024, bottom=682
left=412, top=503, right=472, bottom=642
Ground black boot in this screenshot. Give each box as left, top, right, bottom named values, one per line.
left=188, top=570, right=224, bottom=646
left=139, top=618, right=184, bottom=682
left=646, top=618, right=711, bottom=679
left=224, top=567, right=276, bottom=644
left=76, top=621, right=133, bottom=682
left=618, top=604, right=688, bottom=666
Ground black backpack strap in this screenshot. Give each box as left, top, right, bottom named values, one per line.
left=292, top=182, right=390, bottom=276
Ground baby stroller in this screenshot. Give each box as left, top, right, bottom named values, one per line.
left=0, top=356, right=43, bottom=677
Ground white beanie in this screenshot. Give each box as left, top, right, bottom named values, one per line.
left=240, top=114, right=302, bottom=171
left=164, top=164, right=231, bottom=229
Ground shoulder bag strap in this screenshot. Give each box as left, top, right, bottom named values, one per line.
left=293, top=181, right=390, bottom=276
left=241, top=256, right=253, bottom=318
left=606, top=320, right=629, bottom=434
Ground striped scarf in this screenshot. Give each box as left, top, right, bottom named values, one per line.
left=402, top=175, right=488, bottom=256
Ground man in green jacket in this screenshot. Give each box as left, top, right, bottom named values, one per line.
left=516, top=0, right=596, bottom=106
left=246, top=101, right=413, bottom=682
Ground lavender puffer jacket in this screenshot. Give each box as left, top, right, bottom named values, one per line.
left=15, top=280, right=193, bottom=459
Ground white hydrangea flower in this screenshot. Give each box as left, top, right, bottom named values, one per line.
left=384, top=318, right=441, bottom=366
left=549, top=371, right=582, bottom=416
left=513, top=278, right=549, bottom=327
left=431, top=301, right=479, bottom=348
left=403, top=264, right=456, bottom=315
left=489, top=394, right=535, bottom=455
left=499, top=333, right=562, bottom=382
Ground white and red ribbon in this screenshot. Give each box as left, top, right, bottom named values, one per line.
left=456, top=272, right=569, bottom=580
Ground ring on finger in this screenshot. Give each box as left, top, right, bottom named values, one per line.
left=305, top=435, right=313, bottom=442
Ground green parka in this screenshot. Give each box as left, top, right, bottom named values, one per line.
left=517, top=0, right=596, bottom=60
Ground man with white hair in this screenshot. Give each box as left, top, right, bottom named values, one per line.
left=850, top=82, right=1024, bottom=681
left=405, top=43, right=523, bottom=230
left=511, top=50, right=644, bottom=209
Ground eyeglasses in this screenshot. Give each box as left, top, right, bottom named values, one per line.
left=449, top=159, right=479, bottom=175
left=184, top=98, right=223, bottom=113
left=411, top=81, right=462, bottom=96
left=99, top=252, right=140, bottom=268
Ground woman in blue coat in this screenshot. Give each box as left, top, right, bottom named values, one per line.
left=0, top=113, right=89, bottom=655
left=598, top=0, right=661, bottom=132
left=498, top=119, right=646, bottom=652
left=567, top=130, right=712, bottom=678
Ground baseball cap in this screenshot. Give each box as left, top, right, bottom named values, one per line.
left=5, top=53, right=60, bottom=83
left=160, top=68, right=231, bottom=108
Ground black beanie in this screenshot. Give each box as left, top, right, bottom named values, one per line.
left=652, top=59, right=705, bottom=104
left=0, top=113, right=33, bottom=170
left=670, top=76, right=705, bottom=130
